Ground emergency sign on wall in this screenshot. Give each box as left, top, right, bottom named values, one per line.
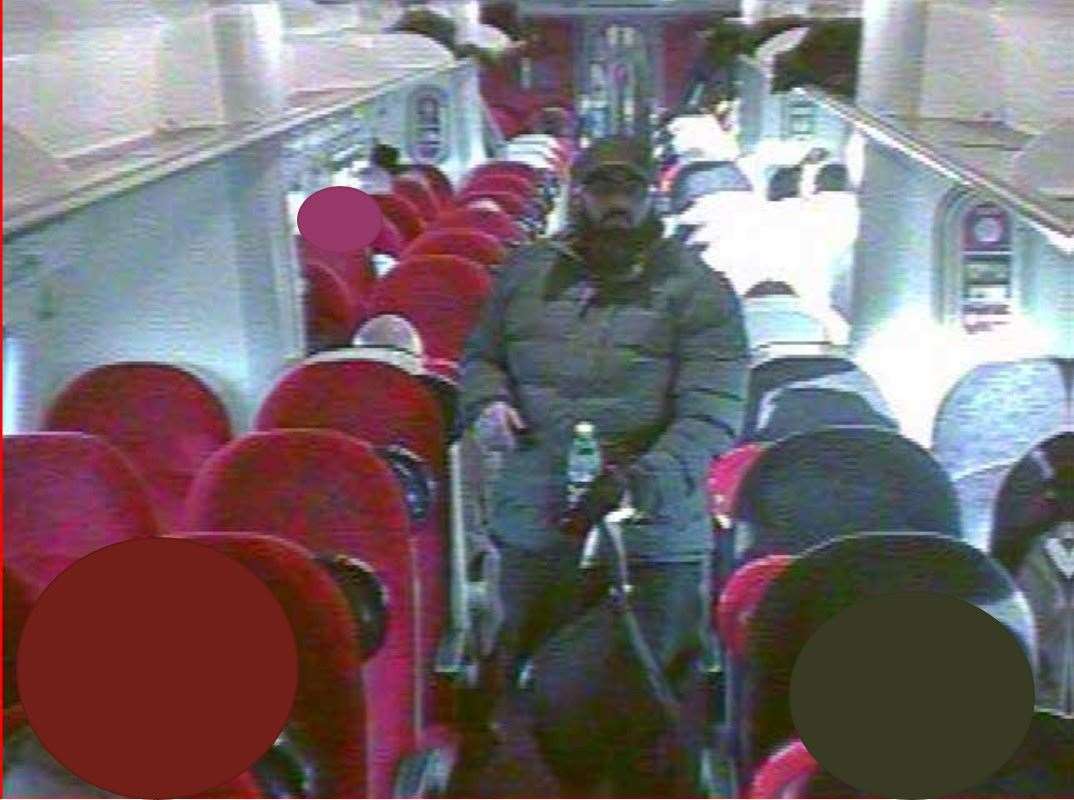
left=959, top=202, right=1014, bottom=334
left=408, top=87, right=449, bottom=164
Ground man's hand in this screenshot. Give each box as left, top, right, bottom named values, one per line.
left=474, top=401, right=528, bottom=453
left=559, top=466, right=630, bottom=539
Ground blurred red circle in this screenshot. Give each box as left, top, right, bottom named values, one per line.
left=18, top=538, right=298, bottom=798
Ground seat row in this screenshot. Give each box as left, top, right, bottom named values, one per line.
left=4, top=140, right=579, bottom=797
left=297, top=147, right=568, bottom=354
left=699, top=352, right=1073, bottom=797
left=4, top=427, right=454, bottom=798
left=716, top=532, right=1072, bottom=798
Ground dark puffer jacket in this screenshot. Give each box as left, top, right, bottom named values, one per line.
left=458, top=230, right=749, bottom=562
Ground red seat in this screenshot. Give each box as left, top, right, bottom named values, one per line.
left=403, top=164, right=454, bottom=207
left=456, top=189, right=528, bottom=218
left=403, top=228, right=507, bottom=269
left=254, top=360, right=449, bottom=719
left=392, top=175, right=440, bottom=225
left=466, top=160, right=542, bottom=184
left=717, top=555, right=795, bottom=661
left=460, top=173, right=538, bottom=200
left=4, top=568, right=34, bottom=707
left=178, top=532, right=366, bottom=798
left=373, top=193, right=425, bottom=244
left=708, top=443, right=768, bottom=527
left=255, top=360, right=445, bottom=472
left=44, top=363, right=232, bottom=529
left=184, top=431, right=425, bottom=797
left=490, top=105, right=525, bottom=138
left=431, top=206, right=525, bottom=245
left=371, top=216, right=406, bottom=258
left=369, top=255, right=492, bottom=363
left=3, top=433, right=164, bottom=597
left=296, top=235, right=377, bottom=300
left=303, top=261, right=368, bottom=353
left=748, top=739, right=819, bottom=799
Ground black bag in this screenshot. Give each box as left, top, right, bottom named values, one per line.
left=520, top=517, right=687, bottom=794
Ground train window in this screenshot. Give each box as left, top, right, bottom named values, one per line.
left=407, top=87, right=449, bottom=164
left=942, top=197, right=1017, bottom=334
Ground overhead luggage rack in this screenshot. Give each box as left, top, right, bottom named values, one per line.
left=799, top=86, right=1074, bottom=238
left=4, top=64, right=457, bottom=239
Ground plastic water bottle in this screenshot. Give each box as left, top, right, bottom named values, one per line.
left=567, top=421, right=602, bottom=509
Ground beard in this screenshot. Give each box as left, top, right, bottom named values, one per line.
left=572, top=211, right=664, bottom=276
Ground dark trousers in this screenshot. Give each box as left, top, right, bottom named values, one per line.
left=493, top=538, right=712, bottom=797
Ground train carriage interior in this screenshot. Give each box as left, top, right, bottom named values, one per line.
left=3, top=0, right=1074, bottom=797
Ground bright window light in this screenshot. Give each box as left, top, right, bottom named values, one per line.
left=3, top=331, right=22, bottom=435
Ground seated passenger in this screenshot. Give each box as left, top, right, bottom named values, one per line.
left=351, top=143, right=404, bottom=196
left=458, top=135, right=749, bottom=796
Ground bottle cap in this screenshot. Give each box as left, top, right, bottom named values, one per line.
left=575, top=421, right=595, bottom=436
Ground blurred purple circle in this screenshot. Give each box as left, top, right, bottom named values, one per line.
left=298, top=186, right=383, bottom=254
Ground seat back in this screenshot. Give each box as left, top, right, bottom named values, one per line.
left=743, top=307, right=829, bottom=354
left=432, top=207, right=525, bottom=244
left=490, top=105, right=524, bottom=138
left=750, top=386, right=899, bottom=443
left=992, top=432, right=1074, bottom=569
left=303, top=262, right=367, bottom=353
left=734, top=427, right=962, bottom=564
left=944, top=462, right=1012, bottom=552
left=371, top=216, right=406, bottom=258
left=743, top=355, right=877, bottom=441
left=403, top=165, right=454, bottom=206
left=740, top=532, right=1036, bottom=778
left=179, top=532, right=366, bottom=799
left=932, top=357, right=1070, bottom=478
left=466, top=160, right=541, bottom=185
left=670, top=160, right=752, bottom=214
left=393, top=175, right=440, bottom=224
left=184, top=431, right=422, bottom=798
left=717, top=555, right=794, bottom=661
left=747, top=739, right=819, bottom=799
left=369, top=256, right=492, bottom=363
left=296, top=235, right=377, bottom=300
left=4, top=433, right=163, bottom=596
left=814, top=163, right=849, bottom=193
left=404, top=228, right=507, bottom=269
left=373, top=193, right=425, bottom=244
left=990, top=432, right=1074, bottom=714
left=461, top=173, right=537, bottom=200
left=255, top=359, right=445, bottom=472
left=708, top=443, right=768, bottom=525
left=44, top=363, right=232, bottom=529
left=767, top=165, right=802, bottom=201
left=457, top=189, right=527, bottom=218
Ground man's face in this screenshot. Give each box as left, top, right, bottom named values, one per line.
left=578, top=167, right=652, bottom=231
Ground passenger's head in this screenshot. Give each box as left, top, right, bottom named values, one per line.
left=371, top=144, right=401, bottom=175
left=572, top=136, right=655, bottom=233
left=745, top=280, right=796, bottom=299
left=349, top=313, right=425, bottom=375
